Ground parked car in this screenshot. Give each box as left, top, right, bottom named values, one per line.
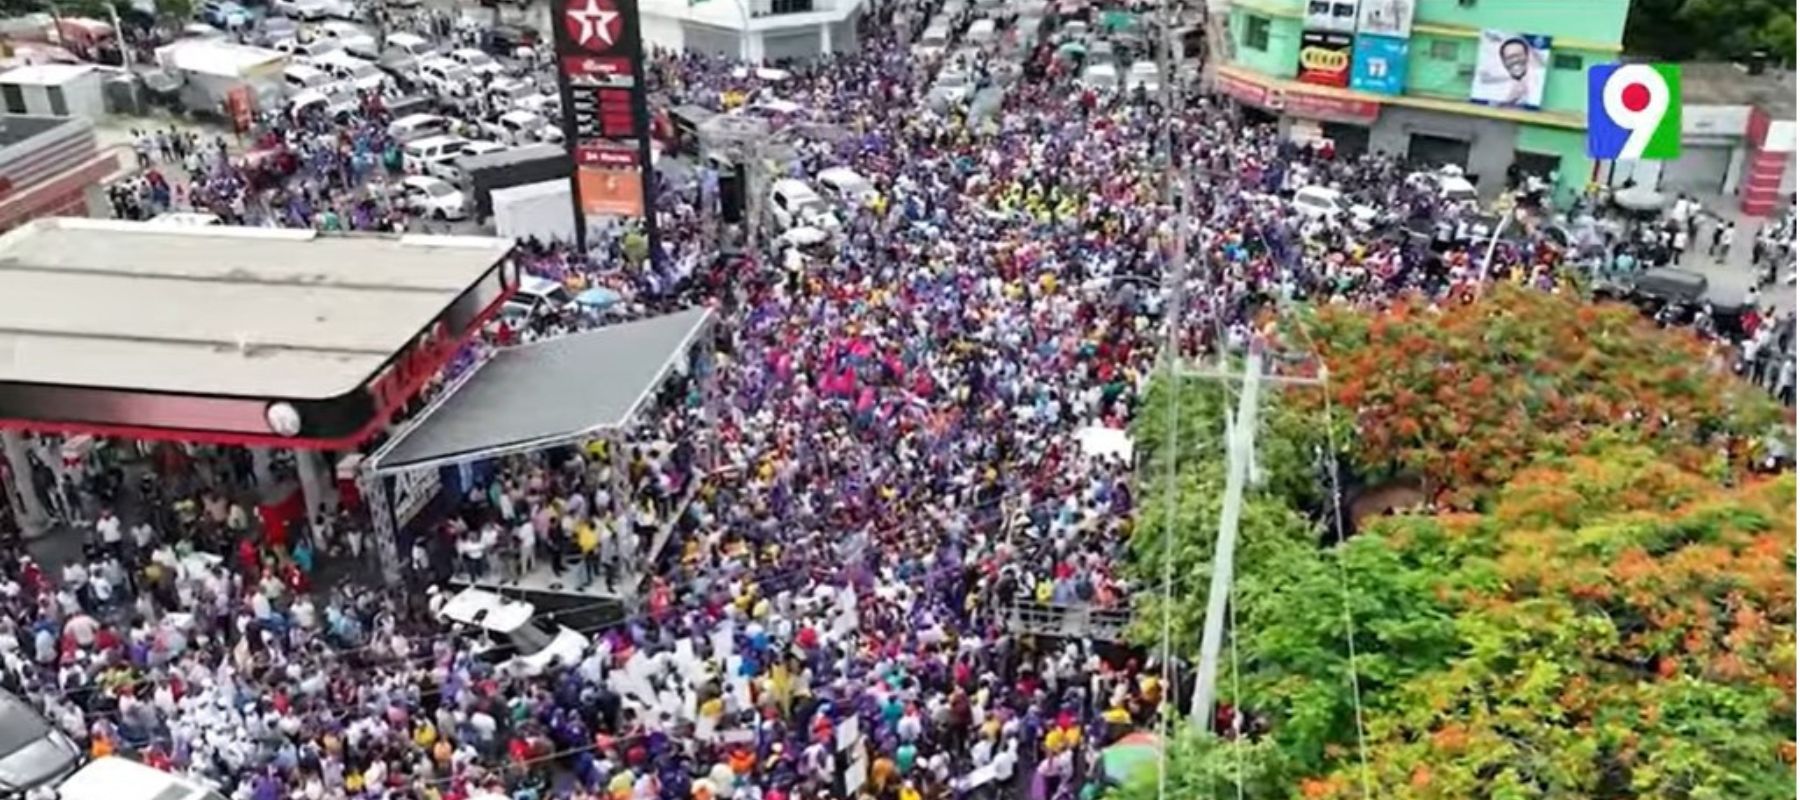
left=399, top=174, right=468, bottom=220
left=417, top=56, right=474, bottom=95
left=448, top=46, right=504, bottom=77
left=501, top=275, right=574, bottom=320
left=272, top=0, right=330, bottom=19
left=484, top=109, right=558, bottom=146
left=199, top=0, right=252, bottom=29
left=1125, top=59, right=1159, bottom=93
left=316, top=20, right=378, bottom=59
left=387, top=112, right=451, bottom=142
left=0, top=689, right=82, bottom=794
left=815, top=166, right=878, bottom=210
left=486, top=22, right=538, bottom=55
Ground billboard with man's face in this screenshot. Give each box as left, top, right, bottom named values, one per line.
left=1470, top=29, right=1551, bottom=109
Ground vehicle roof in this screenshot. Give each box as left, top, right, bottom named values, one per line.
left=817, top=166, right=869, bottom=185
left=771, top=178, right=820, bottom=197
left=1083, top=62, right=1118, bottom=75
left=405, top=134, right=466, bottom=148
left=283, top=62, right=326, bottom=74
left=518, top=275, right=563, bottom=294
left=400, top=174, right=452, bottom=186
left=391, top=112, right=446, bottom=125
left=439, top=588, right=533, bottom=631
left=498, top=109, right=542, bottom=121
left=451, top=47, right=488, bottom=57
left=57, top=757, right=194, bottom=800
left=1297, top=185, right=1342, bottom=197
left=387, top=31, right=428, bottom=44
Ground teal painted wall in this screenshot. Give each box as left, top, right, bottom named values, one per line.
left=1411, top=0, right=1629, bottom=48
left=1228, top=8, right=1303, bottom=80
left=1401, top=32, right=1612, bottom=114
left=1516, top=124, right=1592, bottom=201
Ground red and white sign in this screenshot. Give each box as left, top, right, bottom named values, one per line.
left=575, top=142, right=639, bottom=167
left=560, top=55, right=633, bottom=80
left=562, top=0, right=624, bottom=54
left=368, top=321, right=454, bottom=414
left=1215, top=72, right=1269, bottom=107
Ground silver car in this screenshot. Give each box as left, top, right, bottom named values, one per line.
left=0, top=691, right=82, bottom=794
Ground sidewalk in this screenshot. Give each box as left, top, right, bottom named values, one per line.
left=1673, top=193, right=1794, bottom=315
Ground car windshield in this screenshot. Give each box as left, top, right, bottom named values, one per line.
left=0, top=697, right=50, bottom=757
left=1296, top=194, right=1335, bottom=212
left=506, top=619, right=559, bottom=656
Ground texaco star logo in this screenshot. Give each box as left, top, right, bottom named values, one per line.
left=564, top=0, right=624, bottom=53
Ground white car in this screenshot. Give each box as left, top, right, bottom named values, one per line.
left=484, top=109, right=559, bottom=146
left=1125, top=60, right=1159, bottom=93
left=449, top=47, right=505, bottom=77
left=1293, top=185, right=1347, bottom=220
left=289, top=85, right=360, bottom=118
left=769, top=178, right=840, bottom=231
left=321, top=0, right=366, bottom=19
left=316, top=21, right=378, bottom=59
left=399, top=175, right=468, bottom=220
left=914, top=24, right=950, bottom=59
left=436, top=588, right=587, bottom=677
left=815, top=166, right=878, bottom=210
left=273, top=0, right=330, bottom=20
left=272, top=36, right=344, bottom=60
left=486, top=76, right=537, bottom=109
left=500, top=275, right=574, bottom=320
left=313, top=50, right=387, bottom=92
left=1080, top=62, right=1119, bottom=92
left=418, top=56, right=474, bottom=95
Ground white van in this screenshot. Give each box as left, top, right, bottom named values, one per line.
left=418, top=56, right=473, bottom=94
left=58, top=757, right=225, bottom=800
left=388, top=113, right=450, bottom=143
left=436, top=588, right=587, bottom=676
left=314, top=50, right=386, bottom=92
left=501, top=275, right=573, bottom=320
left=403, top=134, right=470, bottom=177
left=768, top=178, right=840, bottom=231
left=381, top=31, right=435, bottom=70
left=815, top=166, right=878, bottom=210
left=1079, top=62, right=1119, bottom=92
left=281, top=63, right=334, bottom=94
left=965, top=18, right=996, bottom=44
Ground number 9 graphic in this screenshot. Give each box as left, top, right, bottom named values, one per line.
left=1600, top=63, right=1670, bottom=159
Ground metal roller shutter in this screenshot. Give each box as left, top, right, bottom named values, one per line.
left=1659, top=144, right=1732, bottom=195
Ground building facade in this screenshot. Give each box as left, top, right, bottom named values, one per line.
left=1216, top=0, right=1624, bottom=204
left=637, top=0, right=864, bottom=61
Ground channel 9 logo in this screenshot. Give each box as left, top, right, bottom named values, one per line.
left=1587, top=63, right=1682, bottom=160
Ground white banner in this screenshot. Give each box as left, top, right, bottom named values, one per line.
left=1355, top=0, right=1415, bottom=37
left=1470, top=30, right=1552, bottom=110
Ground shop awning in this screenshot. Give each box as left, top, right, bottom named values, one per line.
left=367, top=306, right=715, bottom=475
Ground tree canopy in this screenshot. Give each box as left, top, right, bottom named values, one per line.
left=1626, top=0, right=1796, bottom=66
left=1121, top=288, right=1795, bottom=799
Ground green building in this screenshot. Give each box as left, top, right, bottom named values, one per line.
left=1213, top=0, right=1629, bottom=204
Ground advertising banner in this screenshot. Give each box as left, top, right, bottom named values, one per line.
left=550, top=0, right=658, bottom=250
left=1302, top=0, right=1360, bottom=34
left=1297, top=31, right=1354, bottom=88
left=1470, top=29, right=1552, bottom=109
left=1354, top=0, right=1414, bottom=37
left=1350, top=34, right=1408, bottom=95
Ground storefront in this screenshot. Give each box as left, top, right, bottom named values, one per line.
left=1214, top=68, right=1381, bottom=154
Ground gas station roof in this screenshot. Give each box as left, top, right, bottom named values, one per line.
left=0, top=218, right=514, bottom=401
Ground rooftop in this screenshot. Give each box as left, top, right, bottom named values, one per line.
left=0, top=114, right=80, bottom=147
left=0, top=218, right=513, bottom=400
left=1679, top=61, right=1796, bottom=118
left=0, top=63, right=96, bottom=86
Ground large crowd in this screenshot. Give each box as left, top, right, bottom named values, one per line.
left=2, top=1, right=1796, bottom=800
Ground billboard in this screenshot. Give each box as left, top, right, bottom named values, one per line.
left=1354, top=0, right=1414, bottom=37
left=1470, top=29, right=1551, bottom=110
left=1297, top=31, right=1354, bottom=88
left=1302, top=0, right=1360, bottom=34
left=550, top=0, right=658, bottom=250
left=1350, top=34, right=1408, bottom=95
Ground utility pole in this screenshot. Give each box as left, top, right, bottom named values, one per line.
left=1182, top=355, right=1324, bottom=732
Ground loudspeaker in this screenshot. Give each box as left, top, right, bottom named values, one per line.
left=719, top=163, right=748, bottom=223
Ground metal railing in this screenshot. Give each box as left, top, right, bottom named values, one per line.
left=1004, top=600, right=1133, bottom=642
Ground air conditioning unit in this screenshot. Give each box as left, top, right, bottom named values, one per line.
left=1457, top=0, right=1475, bottom=6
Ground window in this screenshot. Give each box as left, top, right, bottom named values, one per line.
left=44, top=86, right=64, bottom=117
left=1427, top=39, right=1459, bottom=60
left=1552, top=53, right=1583, bottom=71
left=0, top=83, right=22, bottom=115
left=1243, top=15, right=1270, bottom=52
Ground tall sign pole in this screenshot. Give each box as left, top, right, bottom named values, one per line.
left=549, top=0, right=660, bottom=256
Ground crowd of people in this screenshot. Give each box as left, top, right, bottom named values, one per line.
left=1, top=1, right=1795, bottom=800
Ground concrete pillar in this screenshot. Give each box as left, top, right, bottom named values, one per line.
left=819, top=21, right=831, bottom=55
left=2, top=431, right=48, bottom=538
left=250, top=447, right=276, bottom=491
left=294, top=449, right=332, bottom=525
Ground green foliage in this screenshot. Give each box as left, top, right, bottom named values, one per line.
left=155, top=0, right=192, bottom=20
left=1106, top=731, right=1291, bottom=800
left=1626, top=0, right=1796, bottom=65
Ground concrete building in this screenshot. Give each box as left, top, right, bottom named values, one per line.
left=1215, top=0, right=1626, bottom=204
left=0, top=115, right=119, bottom=231
left=0, top=63, right=106, bottom=121
left=636, top=0, right=864, bottom=61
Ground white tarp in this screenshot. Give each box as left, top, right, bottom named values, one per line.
left=492, top=179, right=576, bottom=244
left=1075, top=425, right=1135, bottom=462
